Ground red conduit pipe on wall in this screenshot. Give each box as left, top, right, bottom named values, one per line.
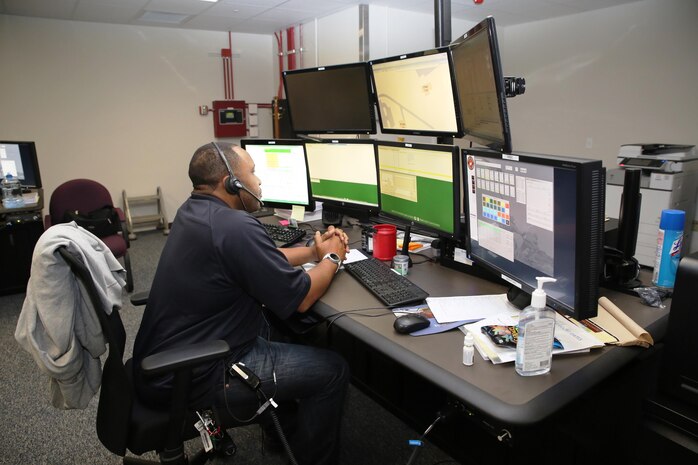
left=274, top=31, right=284, bottom=99
left=286, top=26, right=296, bottom=71
left=228, top=31, right=235, bottom=99
left=220, top=32, right=235, bottom=99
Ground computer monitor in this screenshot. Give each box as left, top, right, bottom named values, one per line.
left=376, top=141, right=460, bottom=238
left=240, top=139, right=315, bottom=211
left=463, top=148, right=604, bottom=320
left=369, top=48, right=462, bottom=137
left=0, top=141, right=42, bottom=188
left=282, top=62, right=376, bottom=135
left=450, top=17, right=512, bottom=153
left=304, top=139, right=380, bottom=222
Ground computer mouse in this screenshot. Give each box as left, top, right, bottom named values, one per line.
left=305, top=237, right=315, bottom=247
left=393, top=313, right=430, bottom=334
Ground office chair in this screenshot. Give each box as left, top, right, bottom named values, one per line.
left=46, top=178, right=134, bottom=292
left=57, top=246, right=236, bottom=464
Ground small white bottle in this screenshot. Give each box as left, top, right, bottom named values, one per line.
left=462, top=332, right=474, bottom=366
left=515, top=277, right=557, bottom=376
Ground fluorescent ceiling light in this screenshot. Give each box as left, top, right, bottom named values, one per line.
left=200, top=0, right=219, bottom=2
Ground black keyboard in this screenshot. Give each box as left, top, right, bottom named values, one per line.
left=263, top=224, right=305, bottom=248
left=343, top=257, right=429, bottom=307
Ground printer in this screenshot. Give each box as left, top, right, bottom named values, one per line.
left=606, top=144, right=697, bottom=267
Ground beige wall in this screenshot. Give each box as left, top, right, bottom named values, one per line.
left=4, top=0, right=698, bottom=235
left=500, top=0, right=698, bottom=165
left=0, top=15, right=274, bottom=219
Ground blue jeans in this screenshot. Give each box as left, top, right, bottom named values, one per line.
left=214, top=337, right=350, bottom=465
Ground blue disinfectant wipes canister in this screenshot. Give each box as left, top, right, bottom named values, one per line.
left=652, top=209, right=685, bottom=290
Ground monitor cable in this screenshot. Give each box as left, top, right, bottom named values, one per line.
left=405, top=412, right=445, bottom=465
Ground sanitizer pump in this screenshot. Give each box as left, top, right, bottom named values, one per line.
left=515, top=277, right=557, bottom=376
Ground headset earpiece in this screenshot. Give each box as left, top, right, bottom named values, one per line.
left=211, top=142, right=240, bottom=195
left=225, top=175, right=241, bottom=195
left=210, top=141, right=264, bottom=209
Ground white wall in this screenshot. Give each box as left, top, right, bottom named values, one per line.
left=0, top=15, right=274, bottom=219
left=500, top=0, right=698, bottom=165
left=317, top=6, right=361, bottom=66
left=369, top=6, right=475, bottom=60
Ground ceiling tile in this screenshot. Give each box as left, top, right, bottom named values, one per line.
left=204, top=3, right=270, bottom=19
left=3, top=0, right=78, bottom=19
left=145, top=0, right=212, bottom=15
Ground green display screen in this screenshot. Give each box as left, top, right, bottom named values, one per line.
left=377, top=143, right=457, bottom=236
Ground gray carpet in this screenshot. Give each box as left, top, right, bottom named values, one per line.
left=0, top=229, right=458, bottom=465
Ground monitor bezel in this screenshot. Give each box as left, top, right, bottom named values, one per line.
left=304, top=138, right=381, bottom=221
left=282, top=62, right=376, bottom=135
left=376, top=140, right=461, bottom=239
left=239, top=139, right=316, bottom=212
left=462, top=147, right=603, bottom=319
left=369, top=47, right=463, bottom=138
left=449, top=17, right=512, bottom=153
left=0, top=140, right=42, bottom=189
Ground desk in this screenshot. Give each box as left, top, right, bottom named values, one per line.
left=285, top=220, right=670, bottom=463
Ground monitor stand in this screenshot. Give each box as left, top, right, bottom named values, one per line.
left=322, top=210, right=344, bottom=227
left=251, top=207, right=274, bottom=218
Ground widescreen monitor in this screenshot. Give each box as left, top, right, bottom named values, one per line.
left=376, top=141, right=459, bottom=238
left=463, top=148, right=604, bottom=320
left=282, top=62, right=376, bottom=134
left=0, top=141, right=42, bottom=188
left=369, top=48, right=462, bottom=137
left=240, top=139, right=315, bottom=211
left=450, top=17, right=512, bottom=153
left=304, top=139, right=379, bottom=222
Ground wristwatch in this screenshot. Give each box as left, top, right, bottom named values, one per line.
left=322, top=252, right=343, bottom=274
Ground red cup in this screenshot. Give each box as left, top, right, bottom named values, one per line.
left=372, top=224, right=397, bottom=261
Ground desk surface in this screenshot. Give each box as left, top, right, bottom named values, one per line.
left=307, top=222, right=669, bottom=426
left=0, top=188, right=43, bottom=215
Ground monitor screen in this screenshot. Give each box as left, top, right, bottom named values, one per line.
left=376, top=141, right=459, bottom=238
left=450, top=17, right=512, bottom=153
left=304, top=139, right=380, bottom=221
left=369, top=48, right=462, bottom=137
left=0, top=141, right=42, bottom=188
left=282, top=62, right=376, bottom=135
left=240, top=139, right=315, bottom=211
left=463, top=148, right=604, bottom=320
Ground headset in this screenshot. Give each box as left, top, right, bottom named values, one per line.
left=210, top=141, right=264, bottom=207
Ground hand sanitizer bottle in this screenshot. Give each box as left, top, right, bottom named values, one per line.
left=515, top=277, right=557, bottom=376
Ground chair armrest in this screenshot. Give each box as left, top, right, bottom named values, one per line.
left=141, top=340, right=230, bottom=376
left=114, top=207, right=126, bottom=222
left=130, top=291, right=149, bottom=306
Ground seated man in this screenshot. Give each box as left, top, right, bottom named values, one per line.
left=133, top=142, right=350, bottom=465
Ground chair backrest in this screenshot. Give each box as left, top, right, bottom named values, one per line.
left=57, top=247, right=133, bottom=456
left=49, top=179, right=115, bottom=226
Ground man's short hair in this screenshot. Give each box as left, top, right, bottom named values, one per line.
left=189, top=142, right=240, bottom=189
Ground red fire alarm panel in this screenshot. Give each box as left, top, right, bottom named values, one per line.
left=213, top=100, right=246, bottom=137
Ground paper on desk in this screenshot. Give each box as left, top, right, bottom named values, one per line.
left=426, top=294, right=512, bottom=323
left=22, top=192, right=39, bottom=204
left=461, top=311, right=604, bottom=364
left=344, top=249, right=368, bottom=264
left=291, top=205, right=305, bottom=223
left=392, top=305, right=477, bottom=337
left=397, top=231, right=433, bottom=253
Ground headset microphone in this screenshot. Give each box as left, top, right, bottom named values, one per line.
left=237, top=183, right=264, bottom=207
left=211, top=141, right=264, bottom=208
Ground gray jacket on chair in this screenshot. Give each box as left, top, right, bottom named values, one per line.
left=15, top=222, right=126, bottom=409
